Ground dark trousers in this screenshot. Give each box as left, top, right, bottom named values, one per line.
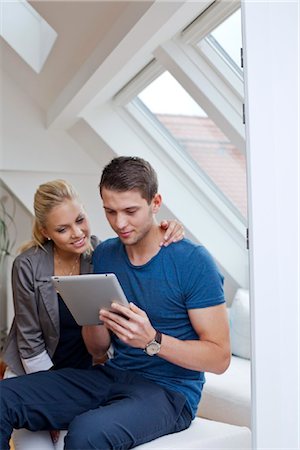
left=0, top=365, right=191, bottom=449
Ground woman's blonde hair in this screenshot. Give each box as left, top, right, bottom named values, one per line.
left=20, top=179, right=91, bottom=253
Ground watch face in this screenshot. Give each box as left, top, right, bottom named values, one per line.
left=145, top=341, right=160, bottom=356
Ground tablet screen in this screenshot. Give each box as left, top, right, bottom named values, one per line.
left=51, top=273, right=129, bottom=325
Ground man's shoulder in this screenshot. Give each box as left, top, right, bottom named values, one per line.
left=94, top=237, right=120, bottom=254
left=166, top=239, right=218, bottom=270
left=167, top=238, right=209, bottom=257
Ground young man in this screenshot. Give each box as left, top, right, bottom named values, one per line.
left=0, top=156, right=230, bottom=450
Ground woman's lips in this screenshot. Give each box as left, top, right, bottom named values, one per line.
left=72, top=236, right=86, bottom=248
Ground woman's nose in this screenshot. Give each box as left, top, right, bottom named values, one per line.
left=71, top=225, right=83, bottom=238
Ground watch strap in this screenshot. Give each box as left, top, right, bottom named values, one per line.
left=154, top=330, right=162, bottom=344
left=144, top=330, right=162, bottom=355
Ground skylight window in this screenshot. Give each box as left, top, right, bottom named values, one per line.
left=201, top=9, right=243, bottom=76
left=139, top=71, right=206, bottom=117
left=0, top=0, right=57, bottom=73
left=210, top=9, right=242, bottom=68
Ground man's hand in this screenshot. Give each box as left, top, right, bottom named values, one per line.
left=99, top=302, right=155, bottom=349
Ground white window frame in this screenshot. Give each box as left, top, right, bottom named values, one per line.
left=82, top=0, right=249, bottom=288
left=86, top=99, right=249, bottom=289
left=113, top=0, right=246, bottom=223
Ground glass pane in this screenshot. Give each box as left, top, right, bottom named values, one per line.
left=138, top=72, right=247, bottom=219
left=208, top=9, right=242, bottom=72
left=139, top=72, right=206, bottom=117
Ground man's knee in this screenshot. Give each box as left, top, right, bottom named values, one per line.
left=65, top=412, right=128, bottom=450
left=65, top=413, right=106, bottom=449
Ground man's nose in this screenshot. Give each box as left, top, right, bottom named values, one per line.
left=115, top=214, right=127, bottom=230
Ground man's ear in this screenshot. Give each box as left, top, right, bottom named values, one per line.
left=152, top=193, right=162, bottom=213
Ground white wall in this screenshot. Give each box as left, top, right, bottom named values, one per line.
left=2, top=71, right=97, bottom=173
left=243, top=1, right=299, bottom=448
left=0, top=70, right=114, bottom=240
left=0, top=69, right=118, bottom=332
left=0, top=185, right=33, bottom=331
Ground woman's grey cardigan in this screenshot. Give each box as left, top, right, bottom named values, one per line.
left=1, top=237, right=98, bottom=375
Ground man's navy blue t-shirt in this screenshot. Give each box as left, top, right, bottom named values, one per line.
left=93, top=237, right=224, bottom=418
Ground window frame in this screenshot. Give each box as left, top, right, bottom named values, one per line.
left=82, top=0, right=248, bottom=287
left=113, top=0, right=246, bottom=222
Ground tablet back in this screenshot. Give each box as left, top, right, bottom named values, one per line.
left=51, top=273, right=128, bottom=325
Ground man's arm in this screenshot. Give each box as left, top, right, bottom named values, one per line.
left=99, top=302, right=230, bottom=374
left=157, top=304, right=230, bottom=373
left=82, top=325, right=111, bottom=360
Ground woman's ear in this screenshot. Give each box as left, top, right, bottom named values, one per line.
left=40, top=228, right=50, bottom=240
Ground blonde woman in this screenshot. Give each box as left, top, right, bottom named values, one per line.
left=1, top=179, right=184, bottom=450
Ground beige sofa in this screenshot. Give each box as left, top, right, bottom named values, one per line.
left=135, top=417, right=251, bottom=449
left=198, top=288, right=251, bottom=428
left=136, top=289, right=252, bottom=448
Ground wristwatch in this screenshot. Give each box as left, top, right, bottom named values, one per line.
left=144, top=330, right=162, bottom=356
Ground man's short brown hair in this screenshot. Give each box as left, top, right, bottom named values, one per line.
left=99, top=156, right=158, bottom=204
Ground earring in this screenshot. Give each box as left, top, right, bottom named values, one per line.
left=47, top=237, right=51, bottom=241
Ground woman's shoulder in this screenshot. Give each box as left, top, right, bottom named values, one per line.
left=90, top=234, right=100, bottom=250
left=13, top=243, right=51, bottom=272
left=14, top=245, right=42, bottom=263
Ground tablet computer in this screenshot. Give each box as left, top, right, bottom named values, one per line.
left=51, top=273, right=129, bottom=326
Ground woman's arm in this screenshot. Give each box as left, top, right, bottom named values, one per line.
left=82, top=325, right=111, bottom=360
left=12, top=256, right=53, bottom=373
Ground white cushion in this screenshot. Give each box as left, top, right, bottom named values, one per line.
left=135, top=417, right=251, bottom=449
left=229, top=289, right=251, bottom=360
left=198, top=356, right=251, bottom=428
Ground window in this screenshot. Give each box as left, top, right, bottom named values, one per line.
left=0, top=0, right=57, bottom=73
left=206, top=9, right=243, bottom=75
left=94, top=0, right=248, bottom=287
left=138, top=68, right=246, bottom=219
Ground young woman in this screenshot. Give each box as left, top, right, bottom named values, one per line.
left=1, top=179, right=184, bottom=450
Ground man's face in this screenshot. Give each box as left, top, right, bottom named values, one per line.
left=101, top=188, right=161, bottom=246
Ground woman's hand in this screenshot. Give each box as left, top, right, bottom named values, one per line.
left=82, top=325, right=111, bottom=360
left=159, top=219, right=184, bottom=247
left=50, top=430, right=60, bottom=444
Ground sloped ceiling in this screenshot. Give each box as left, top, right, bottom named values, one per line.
left=1, top=1, right=152, bottom=110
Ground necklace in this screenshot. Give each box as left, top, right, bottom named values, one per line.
left=54, top=249, right=80, bottom=276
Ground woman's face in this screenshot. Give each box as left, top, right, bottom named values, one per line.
left=42, top=199, right=91, bottom=256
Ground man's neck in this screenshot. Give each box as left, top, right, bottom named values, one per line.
left=125, top=225, right=164, bottom=266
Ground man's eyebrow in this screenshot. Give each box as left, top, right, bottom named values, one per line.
left=103, top=206, right=140, bottom=211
